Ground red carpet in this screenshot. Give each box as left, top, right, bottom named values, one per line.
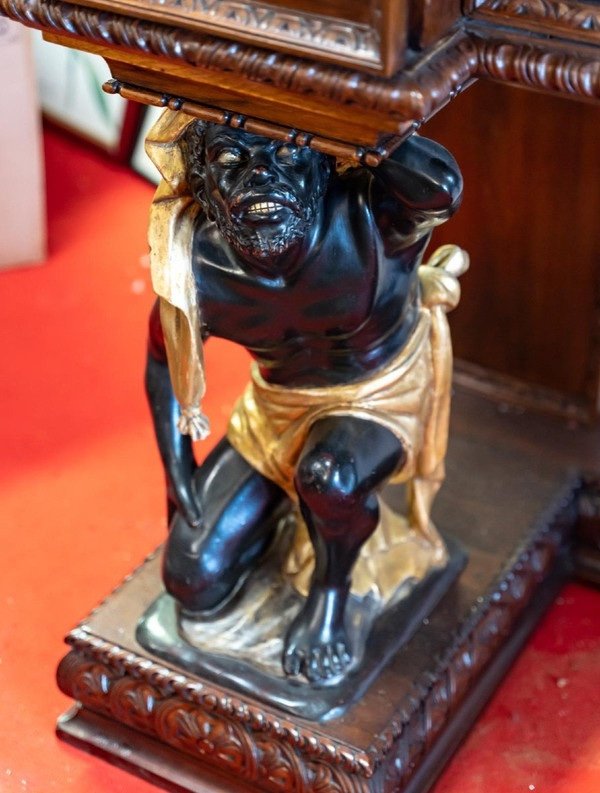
left=0, top=127, right=598, bottom=792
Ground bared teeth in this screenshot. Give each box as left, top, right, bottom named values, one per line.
left=247, top=201, right=282, bottom=215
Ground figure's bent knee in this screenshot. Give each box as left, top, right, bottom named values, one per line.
left=295, top=449, right=363, bottom=515
left=163, top=549, right=230, bottom=613
left=162, top=519, right=235, bottom=612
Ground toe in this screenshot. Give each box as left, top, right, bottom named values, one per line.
left=306, top=648, right=325, bottom=682
left=283, top=648, right=302, bottom=676
left=318, top=648, right=334, bottom=680
left=326, top=646, right=342, bottom=675
left=336, top=642, right=352, bottom=668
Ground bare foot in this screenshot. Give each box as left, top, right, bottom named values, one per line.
left=283, top=588, right=352, bottom=682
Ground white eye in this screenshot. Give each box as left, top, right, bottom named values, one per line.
left=217, top=149, right=242, bottom=166
left=276, top=145, right=296, bottom=160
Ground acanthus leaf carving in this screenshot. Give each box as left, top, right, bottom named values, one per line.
left=156, top=700, right=254, bottom=776
left=108, top=677, right=159, bottom=731
left=144, top=0, right=381, bottom=61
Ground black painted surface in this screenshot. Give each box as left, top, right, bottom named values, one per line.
left=137, top=535, right=466, bottom=721
left=145, top=125, right=463, bottom=682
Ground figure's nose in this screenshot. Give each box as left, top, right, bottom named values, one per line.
left=249, top=163, right=274, bottom=187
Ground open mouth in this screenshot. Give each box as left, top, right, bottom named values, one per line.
left=231, top=190, right=299, bottom=225
left=244, top=200, right=288, bottom=221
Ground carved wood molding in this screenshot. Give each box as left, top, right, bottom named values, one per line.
left=0, top=0, right=476, bottom=122
left=374, top=478, right=578, bottom=788
left=4, top=0, right=600, bottom=125
left=473, top=32, right=600, bottom=100
left=78, top=0, right=384, bottom=70
left=468, top=0, right=600, bottom=45
left=57, top=651, right=370, bottom=792
left=2, top=0, right=600, bottom=133
left=59, top=636, right=374, bottom=791
left=61, top=629, right=374, bottom=777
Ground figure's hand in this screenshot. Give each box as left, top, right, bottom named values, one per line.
left=145, top=337, right=204, bottom=530
left=167, top=474, right=202, bottom=529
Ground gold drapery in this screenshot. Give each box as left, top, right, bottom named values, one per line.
left=228, top=245, right=469, bottom=601
left=145, top=109, right=209, bottom=440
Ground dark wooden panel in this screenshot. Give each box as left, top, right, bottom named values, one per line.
left=425, top=80, right=600, bottom=409
left=411, top=0, right=462, bottom=50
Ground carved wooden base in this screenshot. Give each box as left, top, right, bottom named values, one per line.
left=55, top=390, right=586, bottom=793
left=57, top=560, right=570, bottom=793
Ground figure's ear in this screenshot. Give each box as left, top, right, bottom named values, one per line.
left=181, top=120, right=208, bottom=206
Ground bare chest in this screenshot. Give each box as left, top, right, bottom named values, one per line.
left=197, top=250, right=377, bottom=350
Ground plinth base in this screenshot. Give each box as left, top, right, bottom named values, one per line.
left=56, top=390, right=584, bottom=793
left=58, top=706, right=251, bottom=793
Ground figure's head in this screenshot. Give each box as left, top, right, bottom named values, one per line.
left=182, top=121, right=330, bottom=263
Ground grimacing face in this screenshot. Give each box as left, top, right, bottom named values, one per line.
left=184, top=122, right=330, bottom=263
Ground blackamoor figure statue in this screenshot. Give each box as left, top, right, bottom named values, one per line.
left=144, top=111, right=468, bottom=685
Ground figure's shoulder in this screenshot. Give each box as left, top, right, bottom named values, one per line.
left=328, top=168, right=373, bottom=213
left=319, top=169, right=377, bottom=253
left=387, top=135, right=462, bottom=188
left=335, top=167, right=372, bottom=192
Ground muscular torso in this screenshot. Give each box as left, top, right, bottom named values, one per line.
left=193, top=171, right=430, bottom=387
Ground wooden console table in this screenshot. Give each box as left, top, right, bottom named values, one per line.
left=2, top=2, right=599, bottom=792
left=2, top=0, right=600, bottom=154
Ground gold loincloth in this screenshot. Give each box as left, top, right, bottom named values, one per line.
left=227, top=245, right=468, bottom=603
left=229, top=309, right=435, bottom=496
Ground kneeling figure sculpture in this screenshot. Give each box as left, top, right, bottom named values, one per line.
left=144, top=110, right=467, bottom=686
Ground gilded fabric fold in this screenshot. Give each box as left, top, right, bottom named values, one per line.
left=145, top=109, right=209, bottom=440
left=227, top=245, right=469, bottom=600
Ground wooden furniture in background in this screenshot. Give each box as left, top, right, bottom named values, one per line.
left=1, top=1, right=599, bottom=791
left=427, top=80, right=600, bottom=420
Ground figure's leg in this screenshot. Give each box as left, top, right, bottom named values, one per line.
left=163, top=437, right=287, bottom=614
left=284, top=416, right=406, bottom=682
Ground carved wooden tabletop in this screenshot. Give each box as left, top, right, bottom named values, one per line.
left=1, top=0, right=599, bottom=156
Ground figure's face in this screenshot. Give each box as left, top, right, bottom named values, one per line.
left=199, top=125, right=328, bottom=264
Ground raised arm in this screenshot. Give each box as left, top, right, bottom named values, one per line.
left=369, top=134, right=463, bottom=248
left=145, top=300, right=201, bottom=528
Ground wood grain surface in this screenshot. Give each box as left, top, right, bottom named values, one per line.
left=425, top=80, right=600, bottom=414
